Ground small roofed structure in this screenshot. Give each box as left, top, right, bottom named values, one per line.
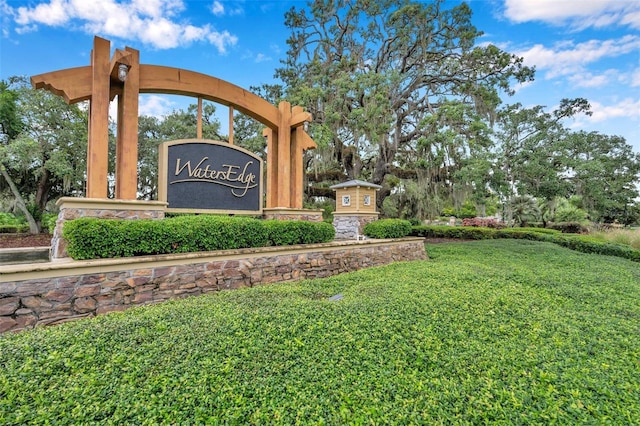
left=330, top=180, right=382, bottom=214
left=330, top=180, right=382, bottom=239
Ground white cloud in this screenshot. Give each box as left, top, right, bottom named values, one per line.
left=15, top=0, right=69, bottom=26
left=207, top=30, right=238, bottom=54
left=8, top=0, right=237, bottom=53
left=139, top=95, right=175, bottom=118
left=210, top=1, right=224, bottom=16
left=254, top=53, right=271, bottom=63
left=585, top=98, right=640, bottom=123
left=516, top=35, right=640, bottom=79
left=504, top=0, right=640, bottom=30
left=568, top=71, right=612, bottom=88
left=631, top=68, right=640, bottom=88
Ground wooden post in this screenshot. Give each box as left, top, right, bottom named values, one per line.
left=86, top=37, right=111, bottom=198
left=264, top=127, right=277, bottom=208
left=228, top=106, right=234, bottom=145
left=197, top=97, right=203, bottom=139
left=115, top=47, right=140, bottom=200
left=277, top=101, right=292, bottom=207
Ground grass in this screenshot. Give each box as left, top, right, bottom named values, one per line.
left=591, top=227, right=640, bottom=250
left=1, top=240, right=639, bottom=424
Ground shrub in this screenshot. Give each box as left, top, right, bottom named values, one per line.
left=0, top=213, right=28, bottom=233
left=411, top=225, right=496, bottom=240
left=410, top=225, right=640, bottom=262
left=363, top=219, right=412, bottom=239
left=547, top=222, right=589, bottom=234
left=264, top=220, right=335, bottom=246
left=63, top=216, right=334, bottom=260
left=0, top=224, right=29, bottom=233
left=461, top=217, right=505, bottom=228
left=42, top=213, right=58, bottom=233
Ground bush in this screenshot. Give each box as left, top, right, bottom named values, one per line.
left=63, top=216, right=334, bottom=260
left=264, top=220, right=335, bottom=246
left=547, top=222, right=589, bottom=234
left=410, top=225, right=640, bottom=262
left=411, top=225, right=496, bottom=240
left=0, top=212, right=27, bottom=233
left=42, top=213, right=58, bottom=233
left=0, top=224, right=29, bottom=233
left=461, top=217, right=505, bottom=228
left=363, top=219, right=412, bottom=239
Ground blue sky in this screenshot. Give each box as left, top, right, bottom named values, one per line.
left=1, top=0, right=639, bottom=153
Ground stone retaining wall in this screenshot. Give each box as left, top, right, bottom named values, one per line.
left=0, top=238, right=426, bottom=333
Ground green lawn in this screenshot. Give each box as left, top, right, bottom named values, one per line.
left=1, top=240, right=639, bottom=424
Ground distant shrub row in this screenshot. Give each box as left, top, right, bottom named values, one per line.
left=0, top=224, right=29, bottom=233
left=411, top=225, right=640, bottom=262
left=461, top=217, right=589, bottom=234
left=63, top=216, right=335, bottom=260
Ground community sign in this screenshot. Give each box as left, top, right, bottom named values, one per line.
left=158, top=139, right=263, bottom=214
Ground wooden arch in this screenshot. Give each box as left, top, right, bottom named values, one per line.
left=31, top=36, right=315, bottom=209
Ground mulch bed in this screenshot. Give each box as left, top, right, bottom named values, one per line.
left=0, top=234, right=53, bottom=249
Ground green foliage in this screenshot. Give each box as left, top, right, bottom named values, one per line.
left=363, top=218, right=412, bottom=238
left=265, top=220, right=335, bottom=246
left=591, top=228, right=640, bottom=250
left=1, top=240, right=638, bottom=424
left=0, top=212, right=28, bottom=233
left=411, top=225, right=640, bottom=262
left=547, top=222, right=589, bottom=234
left=63, top=216, right=334, bottom=260
left=41, top=213, right=57, bottom=233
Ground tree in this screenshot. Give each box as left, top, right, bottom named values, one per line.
left=279, top=0, right=534, bottom=212
left=136, top=101, right=224, bottom=200
left=492, top=99, right=591, bottom=225
left=564, top=131, right=640, bottom=224
left=0, top=77, right=87, bottom=233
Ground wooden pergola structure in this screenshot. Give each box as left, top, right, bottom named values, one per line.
left=31, top=36, right=316, bottom=209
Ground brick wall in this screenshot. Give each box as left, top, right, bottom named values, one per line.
left=0, top=238, right=426, bottom=333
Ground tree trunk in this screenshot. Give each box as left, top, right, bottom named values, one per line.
left=34, top=168, right=52, bottom=231
left=0, top=164, right=40, bottom=233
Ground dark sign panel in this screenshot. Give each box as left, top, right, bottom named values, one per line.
left=159, top=140, right=263, bottom=214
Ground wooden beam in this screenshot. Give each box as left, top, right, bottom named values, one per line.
left=86, top=36, right=111, bottom=198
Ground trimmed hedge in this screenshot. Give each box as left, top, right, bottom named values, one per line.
left=264, top=219, right=335, bottom=246
left=411, top=225, right=640, bottom=262
left=63, top=216, right=335, bottom=260
left=363, top=219, right=412, bottom=239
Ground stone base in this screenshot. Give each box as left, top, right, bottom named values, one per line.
left=333, top=212, right=379, bottom=240
left=0, top=238, right=427, bottom=333
left=262, top=208, right=324, bottom=222
left=51, top=198, right=168, bottom=260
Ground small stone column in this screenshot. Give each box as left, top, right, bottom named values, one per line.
left=51, top=197, right=167, bottom=260
left=330, top=180, right=382, bottom=240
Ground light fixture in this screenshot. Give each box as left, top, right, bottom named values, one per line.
left=303, top=121, right=309, bottom=132
left=117, top=64, right=129, bottom=82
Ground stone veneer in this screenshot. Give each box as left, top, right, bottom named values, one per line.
left=0, top=238, right=426, bottom=333
left=333, top=213, right=379, bottom=240
left=262, top=208, right=323, bottom=222
left=51, top=198, right=167, bottom=259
